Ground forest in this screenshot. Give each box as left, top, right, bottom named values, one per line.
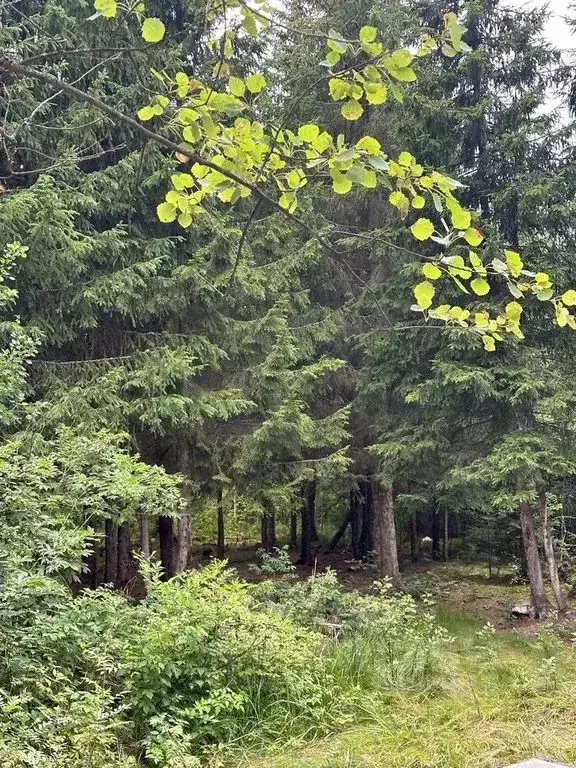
left=2, top=0, right=576, bottom=766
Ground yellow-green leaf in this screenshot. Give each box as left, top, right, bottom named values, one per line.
left=332, top=171, right=352, bottom=194
left=157, top=202, right=177, bottom=222
left=505, top=250, right=524, bottom=277
left=410, top=217, right=434, bottom=241
left=451, top=207, right=471, bottom=230
left=137, top=105, right=156, bottom=121
left=228, top=76, right=245, bottom=97
left=391, top=48, right=413, bottom=68
left=470, top=277, right=490, bottom=296
left=94, top=0, right=117, bottom=17
left=246, top=74, right=267, bottom=93
left=364, top=82, right=387, bottom=104
left=341, top=100, right=363, bottom=120
left=482, top=335, right=496, bottom=352
left=412, top=195, right=426, bottom=209
left=414, top=280, right=435, bottom=309
left=329, top=78, right=349, bottom=100
left=505, top=301, right=523, bottom=322
left=298, top=124, right=320, bottom=142
left=423, top=263, right=442, bottom=280
left=464, top=227, right=484, bottom=246
left=562, top=289, right=576, bottom=306
left=359, top=25, right=377, bottom=43
left=356, top=136, right=381, bottom=154
left=142, top=17, right=165, bottom=42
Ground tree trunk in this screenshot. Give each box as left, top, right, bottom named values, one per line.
left=289, top=512, right=298, bottom=550
left=442, top=508, right=449, bottom=562
left=140, top=513, right=150, bottom=559
left=308, top=478, right=319, bottom=543
left=174, top=437, right=192, bottom=573
left=410, top=511, right=419, bottom=564
left=261, top=512, right=268, bottom=549
left=104, top=519, right=118, bottom=585
left=329, top=508, right=351, bottom=551
left=299, top=482, right=314, bottom=565
left=539, top=489, right=566, bottom=612
left=518, top=500, right=549, bottom=619
left=359, top=479, right=373, bottom=560
left=217, top=487, right=225, bottom=558
left=262, top=498, right=276, bottom=551
left=117, top=522, right=131, bottom=587
left=85, top=535, right=99, bottom=588
left=372, top=480, right=402, bottom=589
left=350, top=489, right=360, bottom=560
left=432, top=506, right=441, bottom=561
left=158, top=516, right=175, bottom=578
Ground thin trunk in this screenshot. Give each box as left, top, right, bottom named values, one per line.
left=539, top=489, right=566, bottom=612
left=261, top=513, right=268, bottom=549
left=140, top=513, right=150, bottom=559
left=85, top=536, right=98, bottom=588
left=299, top=482, right=314, bottom=565
left=359, top=480, right=373, bottom=560
left=372, top=480, right=402, bottom=589
left=308, top=478, right=319, bottom=543
left=329, top=508, right=352, bottom=551
left=350, top=490, right=360, bottom=560
left=262, top=498, right=276, bottom=551
left=410, top=511, right=418, bottom=564
left=117, top=523, right=130, bottom=587
left=518, top=500, right=549, bottom=619
left=158, top=516, right=175, bottom=578
left=104, top=519, right=118, bottom=585
left=442, top=508, right=448, bottom=562
left=289, top=512, right=298, bottom=550
left=217, top=487, right=225, bottom=558
left=432, top=506, right=441, bottom=561
left=175, top=437, right=192, bottom=573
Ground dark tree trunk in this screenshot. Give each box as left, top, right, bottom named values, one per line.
left=518, top=500, right=549, bottom=619
left=299, top=481, right=314, bottom=565
left=432, top=506, right=441, bottom=561
left=85, top=536, right=99, bottom=588
left=410, top=511, right=419, bottom=564
left=158, top=516, right=175, bottom=578
left=261, top=513, right=268, bottom=549
left=350, top=489, right=360, bottom=560
left=262, top=498, right=276, bottom=551
left=539, top=489, right=566, bottom=612
left=442, top=508, right=448, bottom=562
left=117, top=523, right=131, bottom=587
left=359, top=480, right=373, bottom=560
left=104, top=519, right=118, bottom=585
left=217, top=487, right=225, bottom=558
left=175, top=437, right=192, bottom=573
left=372, top=480, right=401, bottom=588
left=308, top=478, right=319, bottom=543
left=289, top=512, right=298, bottom=550
left=140, top=513, right=150, bottom=559
left=329, top=507, right=352, bottom=551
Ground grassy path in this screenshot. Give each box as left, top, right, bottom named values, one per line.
left=226, top=565, right=576, bottom=768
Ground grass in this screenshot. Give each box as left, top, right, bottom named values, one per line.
left=222, top=563, right=576, bottom=768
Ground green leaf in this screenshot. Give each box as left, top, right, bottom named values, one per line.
left=412, top=195, right=426, bottom=209
left=287, top=170, right=302, bottom=189
left=482, top=335, right=496, bottom=352
left=364, top=82, right=387, bottom=104
left=413, top=281, right=435, bottom=309
left=137, top=105, right=156, bottom=121
left=228, top=76, right=245, bottom=97
left=556, top=302, right=570, bottom=327
left=469, top=251, right=486, bottom=276
left=178, top=212, right=193, bottom=228
left=450, top=207, right=471, bottom=230
left=94, top=0, right=117, bottom=17
left=535, top=288, right=554, bottom=301
left=298, top=124, right=320, bottom=142
left=505, top=301, right=523, bottom=322
left=410, top=218, right=434, bottom=241
left=241, top=8, right=258, bottom=36
left=562, top=289, right=576, bottom=306
left=312, top=132, right=332, bottom=153
left=361, top=169, right=377, bottom=188
left=142, top=17, right=165, bottom=42
left=246, top=74, right=267, bottom=93
left=341, top=100, right=363, bottom=120
left=505, top=250, right=524, bottom=277
left=332, top=171, right=352, bottom=194
left=470, top=277, right=490, bottom=296
left=356, top=136, right=381, bottom=154
left=398, top=151, right=414, bottom=167
left=157, top=202, right=177, bottom=222
left=464, top=228, right=483, bottom=246
left=329, top=78, right=349, bottom=100
left=391, top=48, right=413, bottom=68
left=359, top=25, right=377, bottom=43
left=422, top=263, right=442, bottom=280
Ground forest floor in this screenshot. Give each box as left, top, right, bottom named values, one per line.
left=225, top=558, right=576, bottom=768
